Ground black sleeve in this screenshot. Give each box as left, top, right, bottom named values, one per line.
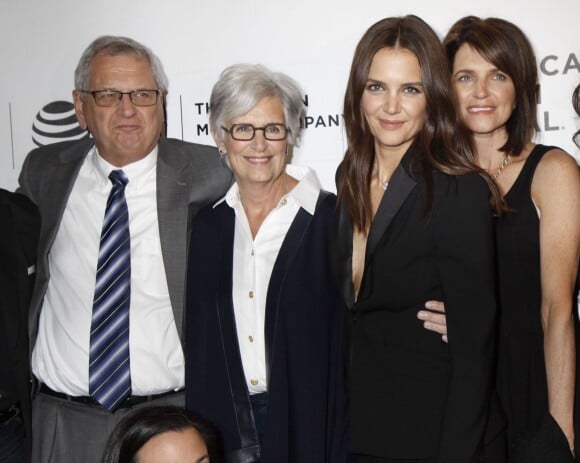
left=434, top=174, right=497, bottom=463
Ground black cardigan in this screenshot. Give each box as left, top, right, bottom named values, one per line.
left=184, top=191, right=348, bottom=463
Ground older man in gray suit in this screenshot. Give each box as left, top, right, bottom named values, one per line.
left=18, top=36, right=231, bottom=463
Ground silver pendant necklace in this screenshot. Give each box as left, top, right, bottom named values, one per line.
left=375, top=158, right=389, bottom=191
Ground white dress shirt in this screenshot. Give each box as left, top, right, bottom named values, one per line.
left=216, top=164, right=320, bottom=394
left=32, top=147, right=185, bottom=396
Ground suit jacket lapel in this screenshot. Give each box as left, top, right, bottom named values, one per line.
left=156, top=139, right=192, bottom=339
left=333, top=151, right=417, bottom=309
left=43, top=140, right=94, bottom=249
left=334, top=202, right=355, bottom=308
left=29, top=140, right=92, bottom=347
left=365, top=160, right=416, bottom=264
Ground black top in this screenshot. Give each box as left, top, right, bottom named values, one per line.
left=494, top=145, right=577, bottom=446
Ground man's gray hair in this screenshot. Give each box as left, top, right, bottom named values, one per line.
left=74, top=35, right=169, bottom=93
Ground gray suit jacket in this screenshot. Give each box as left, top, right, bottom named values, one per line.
left=18, top=137, right=232, bottom=351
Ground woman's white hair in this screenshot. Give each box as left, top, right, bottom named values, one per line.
left=209, top=63, right=306, bottom=146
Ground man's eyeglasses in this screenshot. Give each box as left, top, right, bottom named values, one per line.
left=221, top=123, right=289, bottom=141
left=79, top=89, right=161, bottom=107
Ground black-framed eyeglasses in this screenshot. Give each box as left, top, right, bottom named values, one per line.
left=79, top=89, right=161, bottom=107
left=221, top=123, right=290, bottom=141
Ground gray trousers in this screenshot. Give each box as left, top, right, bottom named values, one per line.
left=31, top=390, right=184, bottom=463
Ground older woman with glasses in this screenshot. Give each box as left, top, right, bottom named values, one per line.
left=184, top=64, right=348, bottom=463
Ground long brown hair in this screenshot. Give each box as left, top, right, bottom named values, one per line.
left=338, top=15, right=499, bottom=231
left=443, top=16, right=539, bottom=157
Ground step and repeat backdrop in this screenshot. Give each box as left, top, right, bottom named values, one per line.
left=1, top=0, right=578, bottom=190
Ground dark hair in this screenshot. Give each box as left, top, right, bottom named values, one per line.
left=443, top=16, right=539, bottom=156
left=574, top=84, right=580, bottom=148
left=339, top=15, right=496, bottom=231
left=101, top=406, right=222, bottom=463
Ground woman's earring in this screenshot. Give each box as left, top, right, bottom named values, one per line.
left=218, top=148, right=226, bottom=159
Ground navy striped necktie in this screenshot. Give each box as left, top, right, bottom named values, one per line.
left=89, top=169, right=131, bottom=412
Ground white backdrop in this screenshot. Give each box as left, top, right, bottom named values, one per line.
left=1, top=0, right=579, bottom=191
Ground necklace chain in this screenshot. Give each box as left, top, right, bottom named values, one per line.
left=375, top=159, right=389, bottom=190
left=492, top=154, right=512, bottom=180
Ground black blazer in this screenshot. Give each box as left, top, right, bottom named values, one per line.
left=185, top=192, right=348, bottom=463
left=0, top=189, right=40, bottom=461
left=333, top=147, right=497, bottom=463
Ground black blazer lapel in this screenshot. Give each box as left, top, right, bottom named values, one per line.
left=334, top=202, right=355, bottom=309
left=264, top=206, right=314, bottom=385
left=333, top=152, right=417, bottom=310
left=214, top=205, right=261, bottom=461
left=365, top=159, right=416, bottom=265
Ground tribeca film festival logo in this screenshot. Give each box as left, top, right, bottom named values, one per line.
left=32, top=101, right=89, bottom=146
left=188, top=95, right=341, bottom=139
left=539, top=51, right=579, bottom=132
